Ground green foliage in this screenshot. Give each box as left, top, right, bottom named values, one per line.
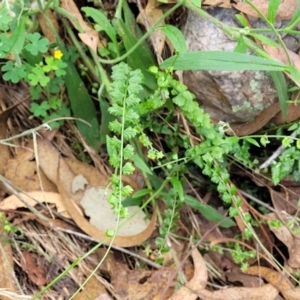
left=25, top=33, right=49, bottom=55
left=107, top=62, right=163, bottom=220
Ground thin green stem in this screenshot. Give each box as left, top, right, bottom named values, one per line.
left=183, top=0, right=282, bottom=62
left=62, top=18, right=99, bottom=81
left=244, top=0, right=292, bottom=66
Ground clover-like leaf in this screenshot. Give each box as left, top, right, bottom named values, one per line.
left=1, top=61, right=26, bottom=83
left=27, top=66, right=50, bottom=86
left=25, top=32, right=49, bottom=55
left=30, top=101, right=51, bottom=117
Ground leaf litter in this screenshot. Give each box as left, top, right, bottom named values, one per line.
left=1, top=0, right=300, bottom=299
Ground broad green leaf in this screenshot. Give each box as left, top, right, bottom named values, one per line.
left=8, top=17, right=25, bottom=55
left=288, top=65, right=300, bottom=86
left=132, top=153, right=153, bottom=175
left=169, top=177, right=184, bottom=201
left=245, top=137, right=260, bottom=147
left=122, top=196, right=142, bottom=207
left=160, top=51, right=286, bottom=71
left=267, top=0, right=282, bottom=24
left=184, top=195, right=235, bottom=228
left=159, top=25, right=187, bottom=53
left=250, top=33, right=279, bottom=47
left=132, top=189, right=153, bottom=198
left=65, top=62, right=99, bottom=149
left=235, top=14, right=248, bottom=27
left=234, top=36, right=247, bottom=53
left=270, top=71, right=288, bottom=121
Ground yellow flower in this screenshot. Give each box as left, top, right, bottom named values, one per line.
left=54, top=49, right=63, bottom=60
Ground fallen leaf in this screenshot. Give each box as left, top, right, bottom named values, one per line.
left=0, top=222, right=18, bottom=299
left=80, top=187, right=151, bottom=236
left=0, top=191, right=82, bottom=219
left=198, top=283, right=278, bottom=300
left=38, top=9, right=60, bottom=45
left=168, top=247, right=278, bottom=300
left=233, top=0, right=298, bottom=20
left=36, top=138, right=83, bottom=205
left=0, top=100, right=29, bottom=195
left=168, top=247, right=207, bottom=300
left=36, top=137, right=156, bottom=246
left=72, top=174, right=88, bottom=193
left=5, top=159, right=57, bottom=192
left=203, top=0, right=231, bottom=8
left=98, top=247, right=175, bottom=300
left=244, top=266, right=293, bottom=293
left=73, top=275, right=107, bottom=300
left=282, top=289, right=300, bottom=300
left=57, top=177, right=157, bottom=247
left=21, top=251, right=48, bottom=286
left=263, top=44, right=300, bottom=70
left=61, top=0, right=99, bottom=53
left=267, top=213, right=300, bottom=269
left=137, top=0, right=165, bottom=61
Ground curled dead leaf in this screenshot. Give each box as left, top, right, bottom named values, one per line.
left=0, top=191, right=82, bottom=219
left=57, top=178, right=157, bottom=247
left=168, top=247, right=278, bottom=300
left=80, top=187, right=151, bottom=236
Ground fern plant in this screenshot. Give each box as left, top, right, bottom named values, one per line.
left=107, top=62, right=163, bottom=221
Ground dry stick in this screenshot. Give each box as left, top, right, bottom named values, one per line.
left=259, top=129, right=299, bottom=169
left=239, top=190, right=276, bottom=213
left=55, top=227, right=162, bottom=269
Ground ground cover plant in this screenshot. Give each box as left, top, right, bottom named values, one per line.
left=0, top=0, right=300, bottom=299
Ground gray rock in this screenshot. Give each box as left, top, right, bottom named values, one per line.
left=182, top=8, right=298, bottom=122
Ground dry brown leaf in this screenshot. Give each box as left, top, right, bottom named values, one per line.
left=0, top=222, right=18, bottom=299
left=203, top=0, right=231, bottom=8
left=108, top=260, right=175, bottom=300
left=244, top=266, right=293, bottom=292
left=36, top=137, right=156, bottom=246
left=57, top=176, right=157, bottom=247
left=269, top=188, right=297, bottom=216
left=168, top=247, right=207, bottom=300
left=282, top=289, right=300, bottom=300
left=0, top=100, right=29, bottom=195
left=0, top=191, right=83, bottom=219
left=93, top=294, right=114, bottom=300
left=80, top=187, right=151, bottom=236
left=199, top=284, right=278, bottom=300
left=263, top=44, right=300, bottom=74
left=5, top=159, right=57, bottom=192
left=73, top=275, right=107, bottom=300
left=267, top=213, right=300, bottom=269
left=72, top=174, right=88, bottom=193
left=168, top=248, right=278, bottom=300
left=234, top=0, right=298, bottom=20
left=65, top=158, right=110, bottom=188
left=38, top=9, right=60, bottom=45
left=61, top=0, right=99, bottom=53
left=21, top=251, right=48, bottom=286
left=36, top=138, right=83, bottom=205
left=137, top=0, right=165, bottom=61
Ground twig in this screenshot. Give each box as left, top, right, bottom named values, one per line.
left=259, top=129, right=299, bottom=169
left=55, top=227, right=162, bottom=269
